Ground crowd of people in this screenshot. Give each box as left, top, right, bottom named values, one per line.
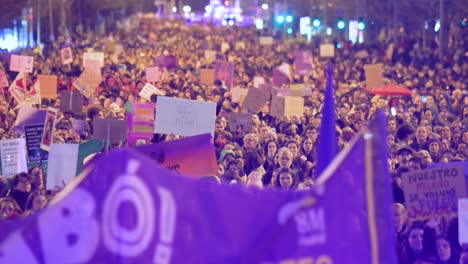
left=0, top=14, right=467, bottom=263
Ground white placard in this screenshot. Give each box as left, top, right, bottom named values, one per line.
left=459, top=199, right=468, bottom=244
left=0, top=138, right=28, bottom=178
left=139, top=83, right=164, bottom=101
left=320, top=44, right=335, bottom=58
left=155, top=96, right=216, bottom=137
left=83, top=52, right=104, bottom=67
left=46, top=144, right=79, bottom=190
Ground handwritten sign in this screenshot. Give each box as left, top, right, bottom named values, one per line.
left=72, top=70, right=101, bottom=98
left=83, top=52, right=104, bottom=67
left=145, top=66, right=161, bottom=82
left=155, top=96, right=216, bottom=137
left=139, top=83, right=164, bottom=101
left=60, top=47, right=74, bottom=65
left=364, top=64, right=384, bottom=90
left=320, top=44, right=335, bottom=58
left=127, top=103, right=155, bottom=146
left=402, top=164, right=466, bottom=220
left=0, top=138, right=28, bottom=178
left=37, top=75, right=58, bottom=99
left=24, top=124, right=47, bottom=163
left=10, top=55, right=34, bottom=73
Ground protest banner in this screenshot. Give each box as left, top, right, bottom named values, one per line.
left=459, top=199, right=468, bottom=244
left=37, top=75, right=58, bottom=99
left=139, top=83, right=163, bottom=101
left=320, top=44, right=335, bottom=58
left=60, top=47, right=74, bottom=65
left=9, top=55, right=34, bottom=73
left=364, top=64, right=384, bottom=90
left=127, top=103, right=155, bottom=146
left=402, top=164, right=466, bottom=220
left=24, top=124, right=48, bottom=163
left=12, top=106, right=47, bottom=134
left=241, top=88, right=269, bottom=113
left=0, top=138, right=28, bottom=178
left=214, top=61, right=234, bottom=88
left=83, top=52, right=104, bottom=67
left=259, top=36, right=274, bottom=46
left=8, top=72, right=27, bottom=104
left=227, top=113, right=253, bottom=133
left=294, top=51, right=313, bottom=76
left=40, top=108, right=58, bottom=152
left=204, top=50, right=216, bottom=64
left=200, top=69, right=215, bottom=85
left=155, top=96, right=216, bottom=137
left=59, top=91, right=84, bottom=115
left=72, top=70, right=101, bottom=99
left=0, top=70, right=8, bottom=87
left=270, top=96, right=304, bottom=117
left=92, top=119, right=127, bottom=144
left=145, top=66, right=161, bottom=82
left=0, top=113, right=397, bottom=263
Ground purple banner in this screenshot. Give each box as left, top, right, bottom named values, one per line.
left=214, top=61, right=234, bottom=88
left=0, top=114, right=396, bottom=263
left=294, top=51, right=313, bottom=76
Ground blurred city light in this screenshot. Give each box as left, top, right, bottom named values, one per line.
left=337, top=20, right=345, bottom=30
left=172, top=7, right=177, bottom=13
left=357, top=20, right=365, bottom=30
left=286, top=15, right=293, bottom=23
left=434, top=20, right=440, bottom=32
left=261, top=3, right=269, bottom=10
left=183, top=5, right=191, bottom=13
left=313, top=18, right=321, bottom=28
left=287, top=28, right=293, bottom=34
left=276, top=16, right=284, bottom=24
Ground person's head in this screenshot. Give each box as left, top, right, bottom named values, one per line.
left=441, top=126, right=452, bottom=140
left=418, top=150, right=433, bottom=164
left=435, top=236, right=452, bottom=262
left=217, top=162, right=225, bottom=177
left=392, top=203, right=408, bottom=233
left=407, top=224, right=425, bottom=252
left=276, top=167, right=296, bottom=190
left=13, top=172, right=32, bottom=193
left=215, top=120, right=224, bottom=134
left=388, top=119, right=398, bottom=134
left=387, top=134, right=396, bottom=146
left=243, top=133, right=259, bottom=151
left=0, top=197, right=22, bottom=220
left=226, top=159, right=244, bottom=178
left=428, top=138, right=441, bottom=157
left=305, top=126, right=318, bottom=143
left=28, top=166, right=44, bottom=191
left=397, top=146, right=413, bottom=166
left=265, top=140, right=279, bottom=157
left=277, top=147, right=293, bottom=168
left=286, top=140, right=299, bottom=158
left=409, top=156, right=425, bottom=170
left=26, top=191, right=48, bottom=212
left=302, top=137, right=314, bottom=153
left=416, top=125, right=428, bottom=143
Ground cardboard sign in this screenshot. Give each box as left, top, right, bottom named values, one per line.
left=364, top=64, right=384, bottom=90
left=83, top=52, right=104, bottom=67
left=37, top=75, right=58, bottom=99
left=72, top=70, right=101, bottom=98
left=60, top=47, right=74, bottom=65
left=139, top=83, right=163, bottom=101
left=320, top=44, right=335, bottom=58
left=46, top=144, right=79, bottom=190
left=145, top=66, right=161, bottom=82
left=24, top=124, right=47, bottom=163
left=59, top=92, right=84, bottom=115
left=402, top=164, right=466, bottom=220
left=231, top=87, right=248, bottom=103
left=0, top=138, right=28, bottom=177
left=0, top=70, right=8, bottom=87
left=8, top=72, right=27, bottom=104
left=459, top=199, right=468, bottom=244
left=200, top=69, right=215, bottom=85
left=204, top=50, right=217, bottom=64
left=92, top=118, right=128, bottom=144
left=83, top=59, right=102, bottom=79
left=253, top=76, right=265, bottom=88
left=127, top=103, right=155, bottom=146
left=241, top=88, right=270, bottom=113
left=227, top=113, right=253, bottom=132
left=155, top=96, right=216, bottom=137
left=9, top=55, right=34, bottom=73
left=40, top=108, right=58, bottom=151
left=270, top=96, right=304, bottom=117
left=259, top=36, right=274, bottom=46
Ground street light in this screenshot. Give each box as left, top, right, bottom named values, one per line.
left=337, top=19, right=345, bottom=30
left=312, top=18, right=321, bottom=28
left=277, top=16, right=285, bottom=24
left=286, top=15, right=293, bottom=23
left=261, top=3, right=268, bottom=10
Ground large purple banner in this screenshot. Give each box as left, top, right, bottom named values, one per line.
left=0, top=114, right=396, bottom=263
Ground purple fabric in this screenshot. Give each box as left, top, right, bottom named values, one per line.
left=214, top=61, right=234, bottom=88
left=0, top=113, right=396, bottom=263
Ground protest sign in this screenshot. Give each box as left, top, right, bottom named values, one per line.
left=83, top=52, right=104, bottom=67
left=402, top=164, right=466, bottom=220
left=127, top=103, right=155, bottom=146
left=294, top=51, right=313, bottom=76
left=0, top=70, right=8, bottom=87
left=8, top=72, right=27, bottom=104
left=270, top=96, right=304, bottom=117
left=9, top=55, right=34, bottom=73
left=139, top=83, right=163, bottom=101
left=59, top=92, right=84, bottom=115
left=37, top=75, right=58, bottom=99
left=25, top=81, right=41, bottom=105
left=72, top=70, right=101, bottom=99
left=155, top=55, right=178, bottom=70
left=40, top=108, right=58, bottom=152
left=200, top=69, right=215, bottom=85
left=0, top=114, right=397, bottom=263
left=364, top=64, right=384, bottom=90
left=273, top=63, right=291, bottom=87
left=241, top=88, right=269, bottom=113
left=24, top=124, right=48, bottom=163
left=214, top=61, right=234, bottom=88
left=221, top=42, right=230, bottom=53
left=235, top=41, right=245, bottom=51
left=71, top=118, right=87, bottom=135
left=253, top=76, right=265, bottom=88
left=12, top=106, right=47, bottom=134
left=92, top=119, right=127, bottom=144
left=60, top=47, right=74, bottom=65
left=204, top=50, right=216, bottom=64
left=459, top=199, right=468, bottom=244
left=259, top=36, right=274, bottom=46
left=0, top=138, right=27, bottom=178
left=320, top=44, right=335, bottom=58
left=145, top=66, right=161, bottom=82
left=227, top=113, right=253, bottom=132
left=230, top=87, right=248, bottom=104
left=83, top=59, right=102, bottom=78
left=155, top=96, right=216, bottom=137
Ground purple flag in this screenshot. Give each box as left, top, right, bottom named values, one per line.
left=214, top=61, right=234, bottom=88
left=273, top=64, right=291, bottom=87
left=155, top=55, right=178, bottom=70
left=294, top=51, right=313, bottom=76
left=0, top=112, right=396, bottom=263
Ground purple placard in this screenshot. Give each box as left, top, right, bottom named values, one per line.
left=214, top=61, right=234, bottom=88
left=294, top=51, right=313, bottom=76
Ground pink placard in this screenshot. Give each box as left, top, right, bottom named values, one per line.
left=83, top=59, right=102, bottom=79
left=10, top=55, right=34, bottom=73
left=145, top=66, right=161, bottom=82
